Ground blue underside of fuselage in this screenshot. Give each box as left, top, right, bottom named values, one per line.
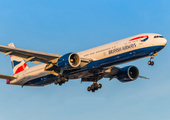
left=23, top=45, right=164, bottom=86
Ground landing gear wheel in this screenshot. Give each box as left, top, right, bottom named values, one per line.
left=98, top=84, right=102, bottom=88
left=59, top=83, right=62, bottom=86
left=91, top=85, right=94, bottom=90
left=87, top=83, right=103, bottom=92
left=148, top=61, right=154, bottom=66
left=87, top=87, right=91, bottom=92
left=151, top=61, right=154, bottom=66
left=58, top=79, right=61, bottom=83
left=54, top=82, right=58, bottom=85
left=92, top=89, right=95, bottom=92
left=148, top=61, right=151, bottom=65
left=94, top=83, right=98, bottom=89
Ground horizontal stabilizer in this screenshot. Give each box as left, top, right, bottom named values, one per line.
left=0, top=74, right=17, bottom=80
left=138, top=76, right=149, bottom=79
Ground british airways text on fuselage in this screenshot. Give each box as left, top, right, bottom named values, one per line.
left=108, top=43, right=136, bottom=55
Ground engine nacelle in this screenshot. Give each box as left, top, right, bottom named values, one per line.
left=57, top=53, right=81, bottom=70
left=117, top=66, right=139, bottom=82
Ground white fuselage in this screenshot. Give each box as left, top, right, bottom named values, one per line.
left=9, top=33, right=167, bottom=86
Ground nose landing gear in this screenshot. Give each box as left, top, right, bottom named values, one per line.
left=148, top=60, right=154, bottom=66
left=148, top=52, right=158, bottom=66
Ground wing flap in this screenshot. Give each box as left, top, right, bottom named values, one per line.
left=0, top=74, right=17, bottom=80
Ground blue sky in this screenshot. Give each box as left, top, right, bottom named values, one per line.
left=0, top=0, right=170, bottom=120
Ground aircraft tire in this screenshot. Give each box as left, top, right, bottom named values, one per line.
left=148, top=61, right=151, bottom=65
left=58, top=79, right=61, bottom=83
left=151, top=61, right=154, bottom=66
left=94, top=83, right=98, bottom=89
left=92, top=89, right=95, bottom=92
left=98, top=84, right=102, bottom=88
left=87, top=87, right=91, bottom=91
left=91, top=85, right=94, bottom=90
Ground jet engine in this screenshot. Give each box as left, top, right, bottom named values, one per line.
left=117, top=66, right=139, bottom=82
left=57, top=53, right=81, bottom=70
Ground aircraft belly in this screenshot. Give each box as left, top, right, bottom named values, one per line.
left=23, top=74, right=57, bottom=86
left=68, top=69, right=105, bottom=79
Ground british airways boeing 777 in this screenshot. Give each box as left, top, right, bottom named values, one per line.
left=0, top=33, right=167, bottom=92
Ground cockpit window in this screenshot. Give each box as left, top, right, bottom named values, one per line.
left=154, top=36, right=164, bottom=38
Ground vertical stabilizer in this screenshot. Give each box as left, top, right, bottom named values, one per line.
left=8, top=43, right=29, bottom=75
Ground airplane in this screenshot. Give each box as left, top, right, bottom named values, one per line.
left=0, top=33, right=167, bottom=92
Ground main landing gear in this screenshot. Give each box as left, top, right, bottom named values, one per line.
left=87, top=75, right=103, bottom=92
left=54, top=69, right=69, bottom=86
left=54, top=77, right=68, bottom=86
left=148, top=52, right=158, bottom=66
left=87, top=82, right=102, bottom=92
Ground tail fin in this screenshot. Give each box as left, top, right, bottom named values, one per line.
left=8, top=43, right=29, bottom=75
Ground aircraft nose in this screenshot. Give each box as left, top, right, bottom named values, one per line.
left=161, top=38, right=167, bottom=46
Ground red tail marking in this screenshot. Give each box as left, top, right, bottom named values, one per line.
left=14, top=63, right=27, bottom=75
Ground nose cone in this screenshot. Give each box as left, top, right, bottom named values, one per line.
left=161, top=38, right=167, bottom=46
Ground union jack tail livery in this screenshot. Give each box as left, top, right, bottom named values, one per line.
left=8, top=43, right=29, bottom=75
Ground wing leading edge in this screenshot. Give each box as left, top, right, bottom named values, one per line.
left=0, top=44, right=62, bottom=64
left=0, top=43, right=92, bottom=64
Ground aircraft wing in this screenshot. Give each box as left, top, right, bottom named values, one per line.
left=0, top=74, right=17, bottom=80
left=0, top=44, right=63, bottom=64
left=0, top=45, right=91, bottom=64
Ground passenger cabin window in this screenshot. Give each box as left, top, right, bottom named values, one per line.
left=90, top=52, right=95, bottom=55
left=154, top=36, right=164, bottom=38
left=84, top=54, right=89, bottom=57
